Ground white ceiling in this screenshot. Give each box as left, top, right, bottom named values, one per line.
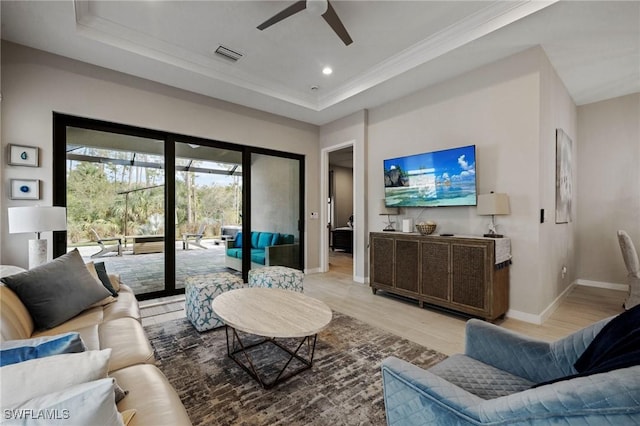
left=2, top=1, right=638, bottom=126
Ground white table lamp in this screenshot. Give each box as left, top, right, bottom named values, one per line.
left=477, top=193, right=510, bottom=238
left=8, top=206, right=67, bottom=269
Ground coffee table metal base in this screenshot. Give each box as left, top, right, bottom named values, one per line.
left=224, top=325, right=318, bottom=389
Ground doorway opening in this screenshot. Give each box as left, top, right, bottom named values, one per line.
left=327, top=145, right=354, bottom=276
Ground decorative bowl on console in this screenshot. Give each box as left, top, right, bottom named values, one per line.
left=416, top=222, right=436, bottom=235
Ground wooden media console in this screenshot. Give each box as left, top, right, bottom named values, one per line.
left=370, top=232, right=511, bottom=321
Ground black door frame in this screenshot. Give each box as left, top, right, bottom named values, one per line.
left=53, top=113, right=305, bottom=299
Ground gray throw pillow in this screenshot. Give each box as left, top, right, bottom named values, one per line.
left=1, top=249, right=111, bottom=330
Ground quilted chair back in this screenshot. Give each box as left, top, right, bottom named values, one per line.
left=382, top=316, right=640, bottom=425
left=547, top=317, right=609, bottom=377
left=618, top=230, right=640, bottom=309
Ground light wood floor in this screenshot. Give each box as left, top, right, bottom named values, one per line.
left=141, top=256, right=625, bottom=356
left=328, top=250, right=354, bottom=275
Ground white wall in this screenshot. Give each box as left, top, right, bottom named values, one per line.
left=0, top=30, right=3, bottom=263
left=576, top=93, right=640, bottom=285
left=320, top=110, right=368, bottom=280
left=367, top=48, right=554, bottom=317
left=536, top=48, right=578, bottom=317
left=331, top=165, right=353, bottom=228
left=1, top=41, right=321, bottom=270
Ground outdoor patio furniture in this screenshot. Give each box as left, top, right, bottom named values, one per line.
left=248, top=266, right=304, bottom=292
left=183, top=224, right=207, bottom=250
left=220, top=225, right=241, bottom=242
left=125, top=235, right=164, bottom=255
left=185, top=272, right=245, bottom=332
left=225, top=231, right=299, bottom=271
left=90, top=229, right=122, bottom=258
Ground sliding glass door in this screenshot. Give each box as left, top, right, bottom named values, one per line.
left=249, top=152, right=303, bottom=273
left=174, top=141, right=243, bottom=289
left=62, top=126, right=167, bottom=297
left=53, top=114, right=304, bottom=298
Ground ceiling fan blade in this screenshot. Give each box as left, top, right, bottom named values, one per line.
left=257, top=1, right=307, bottom=30
left=322, top=1, right=353, bottom=45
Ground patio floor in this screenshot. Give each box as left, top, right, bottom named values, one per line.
left=74, top=239, right=239, bottom=295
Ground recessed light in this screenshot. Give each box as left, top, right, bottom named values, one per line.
left=322, top=66, right=333, bottom=75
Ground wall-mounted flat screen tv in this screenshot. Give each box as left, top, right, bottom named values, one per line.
left=384, top=145, right=476, bottom=207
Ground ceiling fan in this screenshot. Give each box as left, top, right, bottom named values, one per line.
left=257, top=0, right=353, bottom=46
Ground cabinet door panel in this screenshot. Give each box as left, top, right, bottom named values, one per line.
left=372, top=236, right=394, bottom=287
left=421, top=241, right=450, bottom=300
left=395, top=239, right=419, bottom=293
left=451, top=244, right=487, bottom=309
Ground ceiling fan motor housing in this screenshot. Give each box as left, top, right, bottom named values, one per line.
left=307, top=0, right=328, bottom=16
left=257, top=0, right=353, bottom=46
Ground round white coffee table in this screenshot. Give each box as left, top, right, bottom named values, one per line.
left=212, top=287, right=332, bottom=388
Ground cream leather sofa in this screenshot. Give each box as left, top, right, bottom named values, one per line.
left=0, top=266, right=192, bottom=426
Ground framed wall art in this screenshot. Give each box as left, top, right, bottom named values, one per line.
left=555, top=129, right=573, bottom=224
left=8, top=144, right=39, bottom=167
left=10, top=179, right=40, bottom=200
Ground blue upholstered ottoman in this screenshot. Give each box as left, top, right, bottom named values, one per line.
left=247, top=266, right=304, bottom=292
left=185, top=272, right=244, bottom=332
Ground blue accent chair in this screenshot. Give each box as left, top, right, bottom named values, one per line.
left=382, top=317, right=640, bottom=425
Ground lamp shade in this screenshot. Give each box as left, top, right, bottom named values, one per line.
left=379, top=199, right=399, bottom=216
left=8, top=206, right=67, bottom=234
left=477, top=193, right=510, bottom=216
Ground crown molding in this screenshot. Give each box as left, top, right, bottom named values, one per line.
left=73, top=0, right=318, bottom=110
left=73, top=1, right=557, bottom=112
left=318, top=1, right=558, bottom=109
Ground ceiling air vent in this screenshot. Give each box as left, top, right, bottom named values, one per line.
left=214, top=45, right=244, bottom=62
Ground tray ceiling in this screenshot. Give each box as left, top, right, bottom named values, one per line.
left=2, top=1, right=638, bottom=125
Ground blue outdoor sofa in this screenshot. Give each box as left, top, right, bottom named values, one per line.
left=225, top=231, right=299, bottom=271
left=382, top=308, right=640, bottom=425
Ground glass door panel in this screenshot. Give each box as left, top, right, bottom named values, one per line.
left=57, top=116, right=304, bottom=297
left=174, top=142, right=243, bottom=288
left=65, top=127, right=165, bottom=296
left=249, top=153, right=302, bottom=273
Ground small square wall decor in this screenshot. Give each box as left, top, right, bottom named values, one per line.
left=10, top=179, right=40, bottom=200
left=8, top=144, right=39, bottom=167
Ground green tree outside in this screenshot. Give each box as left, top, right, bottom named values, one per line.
left=66, top=159, right=241, bottom=245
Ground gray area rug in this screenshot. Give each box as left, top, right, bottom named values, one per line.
left=144, top=312, right=447, bottom=426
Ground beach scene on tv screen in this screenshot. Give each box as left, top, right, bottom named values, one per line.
left=384, top=145, right=476, bottom=207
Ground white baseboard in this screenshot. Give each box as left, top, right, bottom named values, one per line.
left=505, top=309, right=543, bottom=324
left=354, top=275, right=367, bottom=284
left=507, top=279, right=627, bottom=324
left=506, top=281, right=577, bottom=325
left=539, top=282, right=577, bottom=323
left=575, top=279, right=628, bottom=292
left=304, top=267, right=323, bottom=274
